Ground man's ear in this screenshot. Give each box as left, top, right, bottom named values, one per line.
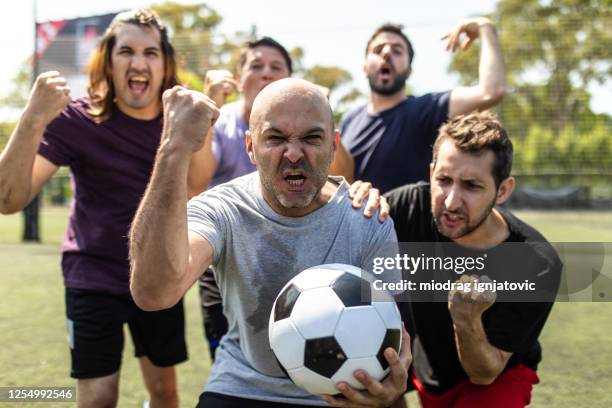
left=429, top=162, right=434, bottom=181
left=246, top=130, right=256, bottom=164
left=495, top=176, right=515, bottom=205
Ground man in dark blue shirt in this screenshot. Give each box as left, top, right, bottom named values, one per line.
left=341, top=18, right=506, bottom=193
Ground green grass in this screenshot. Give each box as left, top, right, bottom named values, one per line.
left=0, top=207, right=69, bottom=245
left=1, top=207, right=611, bottom=407
left=513, top=210, right=612, bottom=242
left=0, top=208, right=209, bottom=407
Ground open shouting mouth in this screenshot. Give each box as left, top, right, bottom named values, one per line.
left=127, top=75, right=149, bottom=97
left=441, top=212, right=465, bottom=229
left=284, top=170, right=307, bottom=191
left=378, top=63, right=394, bottom=82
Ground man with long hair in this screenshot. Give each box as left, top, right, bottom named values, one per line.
left=0, top=9, right=185, bottom=407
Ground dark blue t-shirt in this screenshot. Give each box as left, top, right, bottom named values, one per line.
left=38, top=97, right=162, bottom=297
left=340, top=92, right=450, bottom=193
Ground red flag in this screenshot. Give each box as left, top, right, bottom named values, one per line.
left=36, top=20, right=67, bottom=59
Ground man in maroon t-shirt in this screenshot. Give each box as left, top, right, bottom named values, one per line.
left=0, top=9, right=185, bottom=408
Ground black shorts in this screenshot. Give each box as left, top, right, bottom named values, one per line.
left=198, top=267, right=222, bottom=307
left=197, top=392, right=317, bottom=408
left=65, top=288, right=188, bottom=379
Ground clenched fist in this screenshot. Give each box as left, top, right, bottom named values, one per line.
left=162, top=86, right=220, bottom=153
left=448, top=274, right=496, bottom=326
left=203, top=69, right=237, bottom=108
left=24, top=71, right=71, bottom=128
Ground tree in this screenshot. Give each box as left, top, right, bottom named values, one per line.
left=303, top=65, right=352, bottom=92
left=152, top=2, right=224, bottom=76
left=0, top=122, right=16, bottom=150
left=303, top=65, right=361, bottom=125
left=289, top=46, right=305, bottom=74
left=151, top=2, right=362, bottom=119
left=0, top=61, right=31, bottom=108
left=448, top=0, right=611, bottom=137
left=152, top=1, right=222, bottom=32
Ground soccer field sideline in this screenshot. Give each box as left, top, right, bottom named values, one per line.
left=1, top=207, right=611, bottom=407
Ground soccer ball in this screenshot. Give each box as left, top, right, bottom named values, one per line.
left=268, top=263, right=402, bottom=395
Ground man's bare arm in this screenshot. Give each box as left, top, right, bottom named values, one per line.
left=447, top=17, right=507, bottom=118
left=0, top=71, right=69, bottom=214
left=187, top=129, right=217, bottom=198
left=130, top=86, right=219, bottom=311
left=187, top=69, right=237, bottom=198
left=453, top=316, right=512, bottom=385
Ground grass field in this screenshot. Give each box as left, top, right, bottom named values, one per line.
left=1, top=207, right=611, bottom=407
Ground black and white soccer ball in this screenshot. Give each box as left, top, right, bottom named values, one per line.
left=268, top=263, right=402, bottom=395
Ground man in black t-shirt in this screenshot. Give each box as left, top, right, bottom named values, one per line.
left=385, top=111, right=561, bottom=408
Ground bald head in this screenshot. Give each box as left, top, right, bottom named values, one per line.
left=250, top=78, right=334, bottom=136
left=245, top=77, right=338, bottom=217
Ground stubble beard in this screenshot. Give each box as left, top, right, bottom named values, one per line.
left=433, top=197, right=497, bottom=240
left=368, top=68, right=409, bottom=96
left=259, top=153, right=333, bottom=212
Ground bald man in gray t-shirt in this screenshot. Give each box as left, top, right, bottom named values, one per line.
left=187, top=172, right=399, bottom=404
left=130, top=78, right=411, bottom=408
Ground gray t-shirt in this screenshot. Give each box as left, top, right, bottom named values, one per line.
left=187, top=172, right=399, bottom=405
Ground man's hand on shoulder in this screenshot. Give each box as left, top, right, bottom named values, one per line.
left=348, top=180, right=390, bottom=223
left=162, top=86, right=220, bottom=155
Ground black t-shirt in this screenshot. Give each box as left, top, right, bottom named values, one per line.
left=340, top=92, right=450, bottom=194
left=385, top=182, right=562, bottom=394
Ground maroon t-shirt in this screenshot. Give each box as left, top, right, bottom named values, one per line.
left=38, top=98, right=162, bottom=297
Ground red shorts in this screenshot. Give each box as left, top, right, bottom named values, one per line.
left=413, top=364, right=540, bottom=408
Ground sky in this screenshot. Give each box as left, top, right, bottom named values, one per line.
left=0, top=0, right=610, bottom=114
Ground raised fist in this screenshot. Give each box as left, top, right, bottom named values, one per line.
left=162, top=86, right=220, bottom=153
left=203, top=69, right=237, bottom=107
left=24, top=71, right=71, bottom=128
left=448, top=274, right=496, bottom=325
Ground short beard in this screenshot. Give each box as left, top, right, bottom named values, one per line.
left=368, top=69, right=409, bottom=96
left=267, top=184, right=317, bottom=210
left=258, top=151, right=333, bottom=212
left=433, top=196, right=497, bottom=240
